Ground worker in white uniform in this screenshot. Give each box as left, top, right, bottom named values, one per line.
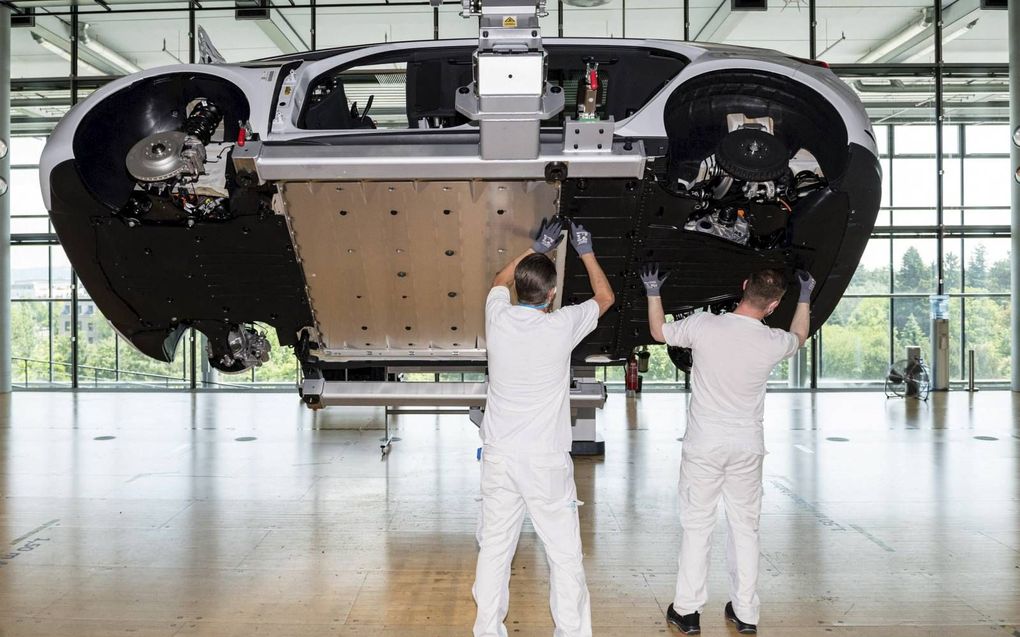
left=640, top=265, right=815, bottom=635
left=473, top=215, right=615, bottom=637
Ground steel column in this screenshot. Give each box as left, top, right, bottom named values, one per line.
left=0, top=6, right=11, bottom=392
left=1011, top=0, right=1020, bottom=390
left=809, top=0, right=816, bottom=59
left=70, top=5, right=80, bottom=389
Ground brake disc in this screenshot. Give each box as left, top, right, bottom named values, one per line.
left=126, top=131, right=190, bottom=183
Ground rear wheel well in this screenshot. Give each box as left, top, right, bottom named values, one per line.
left=663, top=69, right=849, bottom=183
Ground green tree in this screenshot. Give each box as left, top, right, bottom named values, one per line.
left=897, top=246, right=931, bottom=293
left=943, top=252, right=961, bottom=292
left=988, top=256, right=1010, bottom=293
left=966, top=244, right=988, bottom=291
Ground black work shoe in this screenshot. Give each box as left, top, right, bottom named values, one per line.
left=724, top=602, right=757, bottom=634
left=666, top=603, right=701, bottom=634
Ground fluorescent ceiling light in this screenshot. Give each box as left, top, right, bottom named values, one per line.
left=857, top=9, right=933, bottom=64
left=905, top=19, right=980, bottom=63
left=31, top=33, right=105, bottom=75
left=81, top=24, right=142, bottom=75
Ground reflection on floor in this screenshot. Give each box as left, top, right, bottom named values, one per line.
left=0, top=390, right=1018, bottom=636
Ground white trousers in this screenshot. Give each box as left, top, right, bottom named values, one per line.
left=673, top=446, right=764, bottom=624
left=472, top=448, right=592, bottom=637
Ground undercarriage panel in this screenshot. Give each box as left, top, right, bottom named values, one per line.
left=279, top=180, right=558, bottom=361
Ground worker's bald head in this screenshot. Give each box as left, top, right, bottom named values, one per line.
left=742, top=268, right=788, bottom=311
left=515, top=254, right=557, bottom=306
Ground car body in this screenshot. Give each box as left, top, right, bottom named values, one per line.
left=40, top=37, right=882, bottom=395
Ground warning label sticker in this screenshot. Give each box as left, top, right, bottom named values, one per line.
left=502, top=15, right=518, bottom=28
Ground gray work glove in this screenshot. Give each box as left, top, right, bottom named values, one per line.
left=569, top=221, right=593, bottom=256
left=639, top=263, right=669, bottom=297
left=532, top=216, right=564, bottom=255
left=796, top=269, right=816, bottom=304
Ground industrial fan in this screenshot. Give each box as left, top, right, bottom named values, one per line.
left=885, top=357, right=931, bottom=401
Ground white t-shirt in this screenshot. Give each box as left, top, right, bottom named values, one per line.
left=482, top=286, right=600, bottom=453
left=662, top=312, right=801, bottom=455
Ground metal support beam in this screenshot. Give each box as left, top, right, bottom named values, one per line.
left=254, top=9, right=307, bottom=54
left=683, top=0, right=689, bottom=41
left=694, top=0, right=744, bottom=43
left=0, top=5, right=12, bottom=392
left=69, top=4, right=79, bottom=389
left=809, top=0, right=816, bottom=59
left=1010, top=0, right=1020, bottom=391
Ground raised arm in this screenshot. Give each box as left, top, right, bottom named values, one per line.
left=569, top=221, right=615, bottom=317
left=640, top=263, right=669, bottom=343
left=789, top=269, right=815, bottom=347
left=491, top=217, right=563, bottom=289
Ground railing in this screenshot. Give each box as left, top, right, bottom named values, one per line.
left=10, top=357, right=290, bottom=390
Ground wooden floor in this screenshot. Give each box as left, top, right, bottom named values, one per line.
left=0, top=389, right=1018, bottom=636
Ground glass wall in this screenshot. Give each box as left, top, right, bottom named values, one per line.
left=5, top=0, right=1013, bottom=389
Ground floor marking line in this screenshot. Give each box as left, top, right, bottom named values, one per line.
left=849, top=523, right=895, bottom=553
left=10, top=519, right=60, bottom=546
left=794, top=444, right=815, bottom=454
left=769, top=481, right=846, bottom=532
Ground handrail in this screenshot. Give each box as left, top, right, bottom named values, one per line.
left=11, top=357, right=294, bottom=389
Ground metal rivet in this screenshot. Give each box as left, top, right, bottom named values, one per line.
left=448, top=292, right=457, bottom=298
left=398, top=271, right=407, bottom=278
left=450, top=326, right=458, bottom=331
left=405, top=326, right=412, bottom=331
left=361, top=326, right=368, bottom=330
left=497, top=209, right=505, bottom=215
left=443, top=209, right=452, bottom=215
left=445, top=250, right=455, bottom=256
left=339, top=210, right=348, bottom=216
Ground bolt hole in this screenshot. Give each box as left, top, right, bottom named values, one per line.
left=497, top=209, right=505, bottom=215
left=451, top=326, right=458, bottom=331
left=405, top=326, right=412, bottom=331
left=339, top=210, right=348, bottom=216
left=361, top=326, right=368, bottom=331
left=397, top=271, right=407, bottom=278
left=390, top=210, right=398, bottom=216
left=443, top=209, right=452, bottom=215
left=445, top=250, right=455, bottom=256
left=448, top=292, right=457, bottom=298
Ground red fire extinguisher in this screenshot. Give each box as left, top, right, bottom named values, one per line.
left=625, top=354, right=639, bottom=395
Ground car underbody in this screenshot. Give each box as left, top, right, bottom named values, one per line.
left=41, top=3, right=882, bottom=402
